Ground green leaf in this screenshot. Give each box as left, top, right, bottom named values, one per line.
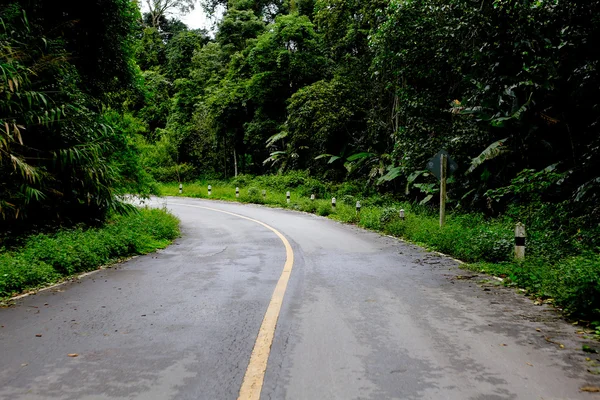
left=466, top=138, right=509, bottom=174
left=346, top=152, right=375, bottom=162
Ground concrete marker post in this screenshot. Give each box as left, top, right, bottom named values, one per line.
left=208, top=185, right=212, bottom=196
left=286, top=191, right=290, bottom=204
left=515, top=222, right=526, bottom=260
left=236, top=187, right=240, bottom=198
left=399, top=209, right=405, bottom=221
left=262, top=189, right=266, bottom=200
left=310, top=194, right=315, bottom=201
left=331, top=197, right=336, bottom=209
left=356, top=201, right=361, bottom=215
left=179, top=183, right=183, bottom=194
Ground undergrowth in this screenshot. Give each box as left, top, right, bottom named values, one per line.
left=0, top=208, right=180, bottom=298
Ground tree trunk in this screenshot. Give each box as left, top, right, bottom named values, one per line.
left=233, top=148, right=238, bottom=177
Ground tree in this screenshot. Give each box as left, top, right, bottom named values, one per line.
left=1, top=1, right=143, bottom=227
left=216, top=8, right=266, bottom=56
left=21, top=0, right=140, bottom=102
left=136, top=27, right=167, bottom=71
left=142, top=0, right=197, bottom=29
left=142, top=12, right=188, bottom=40
left=165, top=29, right=210, bottom=80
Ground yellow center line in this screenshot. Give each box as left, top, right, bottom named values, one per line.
left=166, top=201, right=294, bottom=400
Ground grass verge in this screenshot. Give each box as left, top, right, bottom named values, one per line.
left=159, top=175, right=599, bottom=323
left=0, top=208, right=180, bottom=298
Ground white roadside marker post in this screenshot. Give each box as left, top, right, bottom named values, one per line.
left=236, top=187, right=239, bottom=198
left=179, top=183, right=183, bottom=194
left=208, top=185, right=212, bottom=196
left=262, top=190, right=266, bottom=199
left=515, top=222, right=526, bottom=260
left=400, top=209, right=405, bottom=221
left=356, top=201, right=361, bottom=215
left=286, top=191, right=290, bottom=204
left=310, top=194, right=315, bottom=201
left=331, top=197, right=336, bottom=209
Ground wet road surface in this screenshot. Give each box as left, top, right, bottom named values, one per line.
left=0, top=197, right=598, bottom=399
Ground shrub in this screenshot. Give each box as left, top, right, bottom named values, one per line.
left=247, top=187, right=261, bottom=202
left=150, top=163, right=196, bottom=182
left=360, top=208, right=382, bottom=230
left=316, top=202, right=332, bottom=216
left=546, top=253, right=600, bottom=318
left=380, top=207, right=399, bottom=225
left=339, top=194, right=356, bottom=206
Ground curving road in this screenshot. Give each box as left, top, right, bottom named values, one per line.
left=0, top=197, right=597, bottom=399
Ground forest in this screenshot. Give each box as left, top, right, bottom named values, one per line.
left=1, top=1, right=599, bottom=315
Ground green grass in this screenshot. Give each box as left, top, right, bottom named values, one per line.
left=159, top=175, right=600, bottom=321
left=0, top=208, right=180, bottom=298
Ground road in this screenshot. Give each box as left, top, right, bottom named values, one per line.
left=0, top=197, right=598, bottom=400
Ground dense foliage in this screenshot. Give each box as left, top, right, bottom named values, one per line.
left=0, top=0, right=153, bottom=231
left=4, top=0, right=598, bottom=232
left=121, top=0, right=599, bottom=232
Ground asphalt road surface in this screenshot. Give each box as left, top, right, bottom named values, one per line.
left=1, top=197, right=598, bottom=400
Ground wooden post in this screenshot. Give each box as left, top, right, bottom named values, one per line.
left=439, top=153, right=447, bottom=227
left=515, top=223, right=526, bottom=260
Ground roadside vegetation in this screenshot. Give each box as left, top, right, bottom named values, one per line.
left=160, top=172, right=600, bottom=323
left=0, top=2, right=180, bottom=299
left=0, top=208, right=179, bottom=299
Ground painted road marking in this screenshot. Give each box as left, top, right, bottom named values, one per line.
left=166, top=201, right=294, bottom=400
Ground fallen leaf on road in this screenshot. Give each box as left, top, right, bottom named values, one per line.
left=580, top=386, right=600, bottom=392
left=67, top=353, right=78, bottom=358
left=536, top=328, right=541, bottom=332
left=35, top=334, right=42, bottom=337
left=526, top=362, right=533, bottom=367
